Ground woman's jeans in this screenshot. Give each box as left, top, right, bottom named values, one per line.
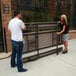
left=11, top=40, right=24, bottom=71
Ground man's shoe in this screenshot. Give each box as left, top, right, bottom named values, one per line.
left=11, top=65, right=17, bottom=68
left=18, top=69, right=28, bottom=72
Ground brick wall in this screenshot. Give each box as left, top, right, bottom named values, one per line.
left=1, top=0, right=12, bottom=52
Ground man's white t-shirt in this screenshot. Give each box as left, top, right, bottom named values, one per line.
left=8, top=18, right=25, bottom=41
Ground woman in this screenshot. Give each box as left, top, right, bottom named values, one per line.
left=57, top=14, right=69, bottom=54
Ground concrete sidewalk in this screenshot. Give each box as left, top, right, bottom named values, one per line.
left=0, top=52, right=11, bottom=60
left=0, top=39, right=76, bottom=76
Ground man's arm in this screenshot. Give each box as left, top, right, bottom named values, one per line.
left=22, top=24, right=26, bottom=30
left=8, top=23, right=11, bottom=33
left=8, top=28, right=10, bottom=32
left=20, top=20, right=26, bottom=31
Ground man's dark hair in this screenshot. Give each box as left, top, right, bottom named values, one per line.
left=14, top=10, right=20, bottom=17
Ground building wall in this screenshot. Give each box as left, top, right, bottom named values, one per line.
left=0, top=0, right=74, bottom=52
left=1, top=0, right=12, bottom=52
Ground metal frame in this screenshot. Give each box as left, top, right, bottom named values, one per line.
left=23, top=22, right=63, bottom=63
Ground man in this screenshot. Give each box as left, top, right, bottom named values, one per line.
left=8, top=10, right=27, bottom=72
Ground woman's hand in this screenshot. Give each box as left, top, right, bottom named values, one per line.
left=56, top=25, right=65, bottom=35
left=56, top=32, right=60, bottom=35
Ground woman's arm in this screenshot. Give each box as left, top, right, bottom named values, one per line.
left=57, top=25, right=65, bottom=35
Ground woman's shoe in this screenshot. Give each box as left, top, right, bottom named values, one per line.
left=62, top=50, right=68, bottom=54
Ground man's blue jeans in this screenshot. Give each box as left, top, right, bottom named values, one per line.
left=11, top=40, right=24, bottom=71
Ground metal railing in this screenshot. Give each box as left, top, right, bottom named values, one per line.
left=23, top=22, right=63, bottom=63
